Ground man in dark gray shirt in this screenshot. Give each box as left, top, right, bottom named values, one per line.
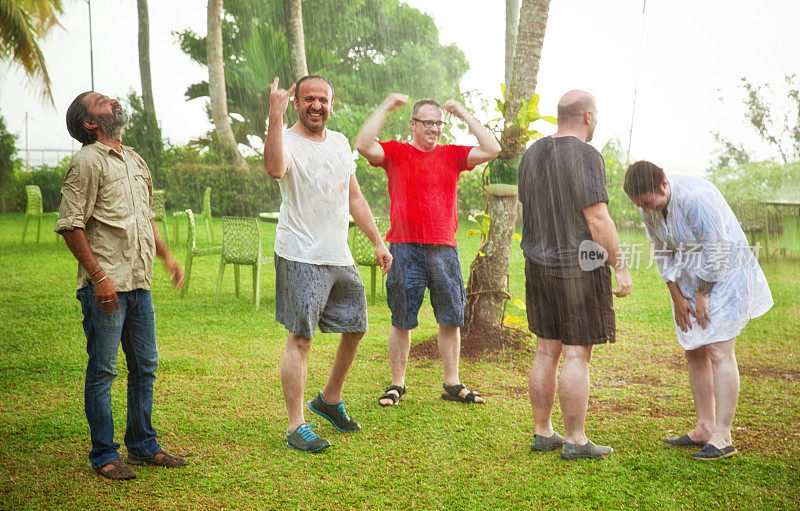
left=518, top=90, right=632, bottom=460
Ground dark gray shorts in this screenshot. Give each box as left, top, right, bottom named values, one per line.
left=275, top=256, right=368, bottom=339
left=524, top=259, right=615, bottom=345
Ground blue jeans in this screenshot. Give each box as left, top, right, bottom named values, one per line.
left=77, top=285, right=161, bottom=468
left=386, top=243, right=466, bottom=330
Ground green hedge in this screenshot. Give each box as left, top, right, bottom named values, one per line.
left=0, top=161, right=68, bottom=213
left=0, top=157, right=491, bottom=221
left=157, top=163, right=281, bottom=217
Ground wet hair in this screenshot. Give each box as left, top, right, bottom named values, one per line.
left=557, top=92, right=595, bottom=124
left=66, top=92, right=96, bottom=146
left=294, top=75, right=334, bottom=100
left=624, top=160, right=666, bottom=197
left=411, top=99, right=443, bottom=119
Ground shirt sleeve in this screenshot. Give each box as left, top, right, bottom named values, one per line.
left=370, top=141, right=396, bottom=169
left=55, top=156, right=99, bottom=233
left=579, top=147, right=609, bottom=209
left=450, top=144, right=475, bottom=172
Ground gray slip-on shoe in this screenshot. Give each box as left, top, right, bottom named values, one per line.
left=664, top=434, right=704, bottom=447
left=560, top=440, right=613, bottom=460
left=531, top=432, right=565, bottom=452
left=691, top=443, right=737, bottom=461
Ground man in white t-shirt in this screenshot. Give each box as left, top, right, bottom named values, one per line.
left=263, top=75, right=392, bottom=453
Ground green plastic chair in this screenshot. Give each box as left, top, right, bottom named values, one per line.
left=152, top=189, right=170, bottom=246
left=216, top=216, right=271, bottom=310
left=181, top=209, right=222, bottom=297
left=201, top=187, right=214, bottom=243
left=350, top=217, right=390, bottom=304
left=21, top=185, right=43, bottom=242
left=173, top=186, right=213, bottom=244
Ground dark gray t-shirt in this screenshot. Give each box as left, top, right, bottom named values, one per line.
left=518, top=136, right=608, bottom=267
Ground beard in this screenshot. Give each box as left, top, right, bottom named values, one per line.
left=298, top=108, right=328, bottom=133
left=94, top=108, right=129, bottom=138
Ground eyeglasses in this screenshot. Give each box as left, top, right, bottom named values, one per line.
left=412, top=119, right=445, bottom=129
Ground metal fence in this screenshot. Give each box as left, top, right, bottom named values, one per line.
left=14, top=147, right=79, bottom=169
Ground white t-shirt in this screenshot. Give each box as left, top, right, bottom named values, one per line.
left=274, top=128, right=356, bottom=265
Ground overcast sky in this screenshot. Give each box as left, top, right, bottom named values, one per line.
left=2, top=0, right=799, bottom=173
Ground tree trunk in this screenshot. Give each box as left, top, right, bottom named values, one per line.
left=136, top=0, right=155, bottom=118
left=207, top=0, right=245, bottom=168
left=463, top=0, right=550, bottom=347
left=504, top=0, right=520, bottom=90
left=505, top=0, right=550, bottom=135
left=282, top=0, right=308, bottom=81
left=463, top=186, right=518, bottom=338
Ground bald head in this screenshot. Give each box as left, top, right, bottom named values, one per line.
left=557, top=90, right=596, bottom=123
left=556, top=90, right=598, bottom=141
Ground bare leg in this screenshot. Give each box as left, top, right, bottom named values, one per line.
left=438, top=325, right=483, bottom=402
left=705, top=338, right=739, bottom=447
left=281, top=333, right=311, bottom=432
left=322, top=332, right=364, bottom=404
left=685, top=346, right=715, bottom=443
left=438, top=325, right=461, bottom=386
left=558, top=344, right=593, bottom=445
left=378, top=326, right=412, bottom=406
left=529, top=337, right=562, bottom=437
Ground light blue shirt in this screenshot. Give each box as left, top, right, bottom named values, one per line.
left=640, top=175, right=773, bottom=349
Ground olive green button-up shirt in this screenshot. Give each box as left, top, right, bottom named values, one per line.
left=55, top=142, right=156, bottom=292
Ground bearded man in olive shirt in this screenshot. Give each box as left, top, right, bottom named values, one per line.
left=56, top=91, right=187, bottom=480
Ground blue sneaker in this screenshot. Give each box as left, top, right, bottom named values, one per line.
left=286, top=423, right=331, bottom=453
left=308, top=391, right=362, bottom=432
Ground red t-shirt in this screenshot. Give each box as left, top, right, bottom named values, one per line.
left=371, top=141, right=474, bottom=246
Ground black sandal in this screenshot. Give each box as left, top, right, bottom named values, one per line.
left=378, top=385, right=406, bottom=406
left=441, top=383, right=484, bottom=404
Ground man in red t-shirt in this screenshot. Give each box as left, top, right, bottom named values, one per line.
left=355, top=93, right=500, bottom=406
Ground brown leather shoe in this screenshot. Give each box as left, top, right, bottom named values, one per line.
left=127, top=449, right=187, bottom=468
left=95, top=459, right=136, bottom=480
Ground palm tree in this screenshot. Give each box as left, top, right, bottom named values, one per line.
left=0, top=0, right=65, bottom=106
left=136, top=0, right=155, bottom=118
left=207, top=0, right=245, bottom=168
left=282, top=0, right=307, bottom=81
left=463, top=0, right=551, bottom=343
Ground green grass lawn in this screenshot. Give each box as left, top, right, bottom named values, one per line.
left=1, top=212, right=798, bottom=510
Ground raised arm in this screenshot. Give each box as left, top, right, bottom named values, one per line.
left=263, top=77, right=296, bottom=179
left=354, top=93, right=408, bottom=165
left=443, top=100, right=501, bottom=167
left=583, top=201, right=633, bottom=297
left=348, top=174, right=392, bottom=275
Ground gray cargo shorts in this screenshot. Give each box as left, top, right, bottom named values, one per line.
left=275, top=256, right=368, bottom=339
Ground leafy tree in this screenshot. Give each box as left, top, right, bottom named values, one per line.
left=122, top=91, right=164, bottom=179
left=0, top=112, right=19, bottom=211
left=176, top=0, right=468, bottom=145
left=712, top=75, right=800, bottom=168
left=0, top=0, right=64, bottom=106
left=602, top=138, right=641, bottom=228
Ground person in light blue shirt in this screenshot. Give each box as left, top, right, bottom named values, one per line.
left=624, top=160, right=772, bottom=461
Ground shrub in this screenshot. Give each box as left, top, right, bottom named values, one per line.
left=157, top=163, right=281, bottom=217
left=1, top=158, right=70, bottom=212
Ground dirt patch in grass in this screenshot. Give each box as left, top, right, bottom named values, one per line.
left=739, top=364, right=800, bottom=381
left=410, top=326, right=534, bottom=360
left=733, top=422, right=800, bottom=456
left=589, top=398, right=686, bottom=419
